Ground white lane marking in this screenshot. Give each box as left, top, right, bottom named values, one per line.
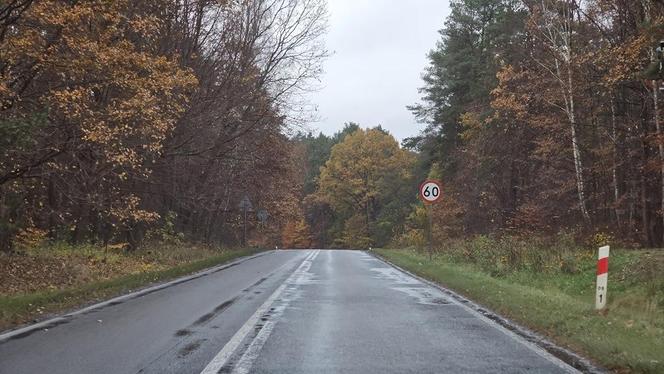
left=231, top=319, right=276, bottom=374
left=200, top=250, right=319, bottom=374
left=372, top=258, right=580, bottom=373
left=231, top=250, right=320, bottom=373
left=231, top=250, right=320, bottom=374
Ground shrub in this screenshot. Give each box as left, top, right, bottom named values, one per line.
left=560, top=254, right=579, bottom=274
left=585, top=231, right=614, bottom=249
left=391, top=228, right=426, bottom=249
left=14, top=226, right=48, bottom=252
left=431, top=233, right=589, bottom=276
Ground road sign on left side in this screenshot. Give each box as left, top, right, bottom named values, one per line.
left=239, top=195, right=253, bottom=211
left=257, top=209, right=268, bottom=223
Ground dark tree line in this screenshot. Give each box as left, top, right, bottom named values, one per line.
left=408, top=0, right=664, bottom=247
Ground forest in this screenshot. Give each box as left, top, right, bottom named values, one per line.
left=2, top=0, right=664, bottom=252
left=0, top=0, right=327, bottom=251
left=2, top=2, right=663, bottom=370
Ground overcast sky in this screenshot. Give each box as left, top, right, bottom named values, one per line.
left=307, top=0, right=451, bottom=142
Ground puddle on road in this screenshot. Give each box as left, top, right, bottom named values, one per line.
left=369, top=267, right=453, bottom=306
left=191, top=297, right=237, bottom=326
left=391, top=287, right=452, bottom=306
left=370, top=267, right=420, bottom=285
left=177, top=338, right=206, bottom=357
left=174, top=329, right=192, bottom=337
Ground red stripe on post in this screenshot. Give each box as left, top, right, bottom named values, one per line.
left=597, top=257, right=609, bottom=275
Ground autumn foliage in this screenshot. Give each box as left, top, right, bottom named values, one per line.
left=0, top=0, right=327, bottom=250
left=405, top=0, right=664, bottom=248
left=4, top=0, right=664, bottom=251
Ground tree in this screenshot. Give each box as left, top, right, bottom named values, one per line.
left=0, top=0, right=328, bottom=250
left=408, top=0, right=528, bottom=234
left=526, top=0, right=591, bottom=222
left=409, top=0, right=526, bottom=176
left=0, top=0, right=196, bottom=249
left=406, top=0, right=664, bottom=246
left=316, top=128, right=416, bottom=248
left=282, top=218, right=312, bottom=248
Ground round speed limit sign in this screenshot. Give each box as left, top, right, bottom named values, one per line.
left=419, top=179, right=442, bottom=204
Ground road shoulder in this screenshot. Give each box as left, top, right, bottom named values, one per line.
left=0, top=249, right=271, bottom=342
left=369, top=249, right=605, bottom=374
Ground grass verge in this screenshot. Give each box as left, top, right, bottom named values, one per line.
left=375, top=248, right=663, bottom=374
left=0, top=248, right=261, bottom=332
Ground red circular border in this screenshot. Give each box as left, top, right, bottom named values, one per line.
left=418, top=179, right=443, bottom=204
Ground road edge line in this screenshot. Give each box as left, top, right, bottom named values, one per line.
left=367, top=250, right=605, bottom=374
left=0, top=250, right=274, bottom=343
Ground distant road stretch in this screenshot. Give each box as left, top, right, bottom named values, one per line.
left=0, top=250, right=577, bottom=374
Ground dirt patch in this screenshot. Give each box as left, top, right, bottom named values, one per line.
left=0, top=251, right=151, bottom=296
left=175, top=329, right=192, bottom=337
left=0, top=244, right=230, bottom=298
left=178, top=339, right=206, bottom=357
left=0, top=254, right=79, bottom=295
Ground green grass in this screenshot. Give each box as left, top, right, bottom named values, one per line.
left=0, top=248, right=260, bottom=331
left=375, top=248, right=664, bottom=373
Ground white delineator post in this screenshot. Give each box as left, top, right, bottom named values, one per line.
left=595, top=245, right=610, bottom=310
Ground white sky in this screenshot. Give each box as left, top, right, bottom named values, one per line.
left=307, top=0, right=451, bottom=141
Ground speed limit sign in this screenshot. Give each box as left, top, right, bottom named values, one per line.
left=419, top=179, right=442, bottom=204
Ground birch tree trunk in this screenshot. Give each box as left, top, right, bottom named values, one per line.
left=653, top=81, right=664, bottom=244
left=539, top=0, right=590, bottom=222
left=567, top=66, right=590, bottom=222
left=643, top=0, right=664, bottom=244
left=610, top=96, right=621, bottom=226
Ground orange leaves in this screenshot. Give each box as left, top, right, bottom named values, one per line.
left=491, top=66, right=532, bottom=119
left=18, top=0, right=195, bottom=169
left=603, top=35, right=650, bottom=85
left=281, top=219, right=312, bottom=249
left=0, top=0, right=197, bottom=225
left=109, top=195, right=159, bottom=223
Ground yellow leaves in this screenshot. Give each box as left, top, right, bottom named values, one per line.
left=49, top=88, right=90, bottom=119
left=12, top=0, right=197, bottom=174
left=109, top=195, right=159, bottom=223
left=14, top=226, right=48, bottom=251
left=0, top=0, right=200, bottom=226
left=281, top=219, right=312, bottom=248
left=317, top=128, right=415, bottom=212
left=128, top=16, right=161, bottom=38
left=459, top=112, right=483, bottom=142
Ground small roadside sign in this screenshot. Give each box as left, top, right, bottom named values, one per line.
left=419, top=179, right=442, bottom=204
left=257, top=209, right=268, bottom=224
left=595, top=245, right=610, bottom=310
left=239, top=195, right=253, bottom=212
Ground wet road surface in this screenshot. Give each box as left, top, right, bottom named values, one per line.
left=0, top=250, right=577, bottom=373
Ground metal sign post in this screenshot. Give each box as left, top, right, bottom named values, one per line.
left=427, top=204, right=433, bottom=261
left=418, top=179, right=443, bottom=261
left=239, top=195, right=253, bottom=247
left=257, top=209, right=268, bottom=227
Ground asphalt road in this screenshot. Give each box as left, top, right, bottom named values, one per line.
left=0, top=250, right=578, bottom=374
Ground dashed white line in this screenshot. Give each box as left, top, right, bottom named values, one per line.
left=200, top=250, right=319, bottom=374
